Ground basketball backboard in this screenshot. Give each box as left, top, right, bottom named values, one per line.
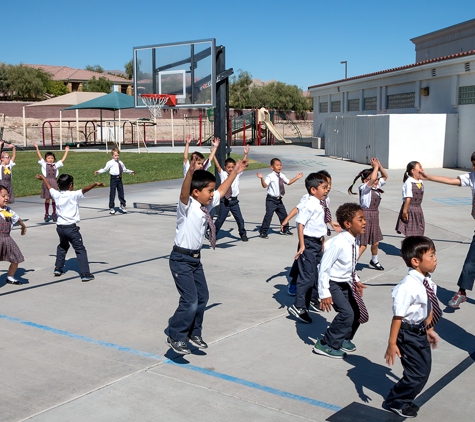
left=133, top=39, right=216, bottom=110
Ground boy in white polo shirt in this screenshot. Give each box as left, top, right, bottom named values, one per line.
left=167, top=156, right=248, bottom=355
left=35, top=173, right=104, bottom=282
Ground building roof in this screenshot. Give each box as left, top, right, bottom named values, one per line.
left=25, top=64, right=131, bottom=84
left=308, top=49, right=475, bottom=90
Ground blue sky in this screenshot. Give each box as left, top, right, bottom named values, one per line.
left=1, top=1, right=474, bottom=91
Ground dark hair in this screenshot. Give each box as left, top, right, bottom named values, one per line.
left=401, top=236, right=436, bottom=268
left=0, top=184, right=8, bottom=194
left=57, top=174, right=74, bottom=190
left=348, top=168, right=373, bottom=195
left=403, top=161, right=420, bottom=182
left=190, top=170, right=216, bottom=193
left=336, top=203, right=362, bottom=229
left=224, top=157, right=236, bottom=166
left=45, top=151, right=56, bottom=161
left=471, top=151, right=475, bottom=162
left=304, top=173, right=328, bottom=194
left=191, top=151, right=205, bottom=160
left=316, top=169, right=331, bottom=181
left=270, top=158, right=281, bottom=166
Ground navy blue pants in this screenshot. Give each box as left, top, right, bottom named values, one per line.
left=109, top=175, right=125, bottom=209
left=55, top=224, right=90, bottom=274
left=323, top=281, right=360, bottom=350
left=260, top=195, right=288, bottom=234
left=168, top=249, right=209, bottom=342
left=457, top=231, right=475, bottom=291
left=385, top=328, right=431, bottom=410
left=214, top=197, right=246, bottom=237
left=294, top=236, right=323, bottom=309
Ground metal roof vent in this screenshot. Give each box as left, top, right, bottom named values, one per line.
left=465, top=62, right=471, bottom=72
left=431, top=69, right=436, bottom=77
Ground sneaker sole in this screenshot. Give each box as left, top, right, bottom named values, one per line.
left=389, top=407, right=417, bottom=418
left=166, top=338, right=191, bottom=355
left=340, top=346, right=357, bottom=352
left=288, top=306, right=312, bottom=324
left=312, top=347, right=346, bottom=359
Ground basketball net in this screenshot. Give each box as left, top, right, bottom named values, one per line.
left=140, top=94, right=168, bottom=119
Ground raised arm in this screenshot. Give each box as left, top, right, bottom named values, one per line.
left=421, top=171, right=461, bottom=186
left=33, top=143, right=43, bottom=160
left=376, top=159, right=388, bottom=181
left=183, top=134, right=192, bottom=164
left=213, top=155, right=222, bottom=173
left=207, top=137, right=220, bottom=163
left=60, top=146, right=70, bottom=163
left=366, top=158, right=380, bottom=186
left=9, top=144, right=16, bottom=163
left=288, top=172, right=303, bottom=185
left=243, top=145, right=250, bottom=160
left=82, top=181, right=105, bottom=195
left=180, top=155, right=197, bottom=205
left=35, top=173, right=51, bottom=190
left=217, top=159, right=248, bottom=197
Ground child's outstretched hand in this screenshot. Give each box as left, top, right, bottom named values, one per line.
left=33, top=142, right=39, bottom=149
left=256, top=172, right=263, bottom=179
left=296, top=172, right=303, bottom=179
left=21, top=225, right=27, bottom=235
left=234, top=159, right=248, bottom=174
left=244, top=145, right=250, bottom=155
left=34, top=174, right=44, bottom=181
left=131, top=171, right=136, bottom=175
left=94, top=171, right=99, bottom=175
left=94, top=182, right=105, bottom=187
left=185, top=134, right=192, bottom=145
left=211, top=137, right=220, bottom=148
left=189, top=155, right=200, bottom=173
left=65, top=146, right=70, bottom=152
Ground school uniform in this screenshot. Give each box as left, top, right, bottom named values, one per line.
left=0, top=207, right=24, bottom=263
left=0, top=162, right=15, bottom=203
left=455, top=171, right=475, bottom=291
left=49, top=188, right=91, bottom=275
left=293, top=196, right=327, bottom=309
left=38, top=159, right=63, bottom=200
left=396, top=177, right=425, bottom=236
left=260, top=171, right=289, bottom=235
left=214, top=169, right=247, bottom=238
left=168, top=191, right=221, bottom=342
left=358, top=179, right=385, bottom=246
left=318, top=231, right=368, bottom=349
left=384, top=269, right=436, bottom=411
left=183, top=159, right=211, bottom=177
left=96, top=159, right=133, bottom=209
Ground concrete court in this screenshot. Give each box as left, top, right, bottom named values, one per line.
left=1, top=144, right=475, bottom=421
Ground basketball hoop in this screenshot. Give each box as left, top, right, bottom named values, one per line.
left=140, top=94, right=177, bottom=119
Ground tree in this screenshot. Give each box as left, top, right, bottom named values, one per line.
left=83, top=76, right=112, bottom=93
left=85, top=64, right=104, bottom=73
left=229, top=70, right=253, bottom=109
left=124, top=59, right=133, bottom=80
left=0, top=63, right=10, bottom=97
left=7, top=64, right=49, bottom=100
left=46, top=80, right=68, bottom=96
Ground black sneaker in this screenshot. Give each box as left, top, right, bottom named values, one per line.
left=6, top=276, right=22, bottom=285
left=166, top=336, right=191, bottom=355
left=280, top=229, right=293, bottom=235
left=309, top=300, right=321, bottom=313
left=288, top=304, right=312, bottom=323
left=54, top=267, right=64, bottom=277
left=259, top=232, right=268, bottom=239
left=241, top=234, right=249, bottom=242
left=188, top=335, right=208, bottom=349
left=80, top=273, right=95, bottom=282
left=389, top=406, right=418, bottom=418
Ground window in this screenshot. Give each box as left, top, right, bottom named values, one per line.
left=331, top=101, right=341, bottom=112
left=319, top=102, right=328, bottom=113
left=387, top=92, right=415, bottom=109
left=459, top=85, right=475, bottom=105
left=348, top=99, right=359, bottom=111
left=363, top=97, right=377, bottom=110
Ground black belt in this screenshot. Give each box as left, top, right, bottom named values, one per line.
left=304, top=235, right=324, bottom=243
left=173, top=245, right=201, bottom=258
left=57, top=224, right=76, bottom=228
left=267, top=194, right=282, bottom=200
left=400, top=322, right=426, bottom=334
left=111, top=175, right=122, bottom=179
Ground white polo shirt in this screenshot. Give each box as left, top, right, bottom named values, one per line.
left=218, top=169, right=242, bottom=197
left=49, top=188, right=85, bottom=225
left=402, top=176, right=423, bottom=200
left=265, top=171, right=289, bottom=197
left=359, top=179, right=386, bottom=208
left=295, top=196, right=327, bottom=237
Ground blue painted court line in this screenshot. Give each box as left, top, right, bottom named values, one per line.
left=432, top=197, right=472, bottom=206
left=0, top=313, right=342, bottom=412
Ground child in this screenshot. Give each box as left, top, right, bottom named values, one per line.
left=212, top=145, right=250, bottom=242
left=287, top=173, right=329, bottom=324
left=94, top=147, right=135, bottom=214
left=35, top=173, right=104, bottom=282
left=183, top=135, right=219, bottom=177
left=0, top=184, right=27, bottom=284
left=257, top=158, right=303, bottom=238
left=0, top=141, right=16, bottom=203
left=166, top=156, right=248, bottom=355
left=396, top=161, right=425, bottom=237
left=314, top=203, right=368, bottom=358
left=421, top=155, right=475, bottom=308
left=348, top=158, right=388, bottom=270
left=34, top=143, right=70, bottom=222
left=383, top=236, right=440, bottom=418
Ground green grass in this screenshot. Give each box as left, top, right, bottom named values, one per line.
left=10, top=150, right=267, bottom=198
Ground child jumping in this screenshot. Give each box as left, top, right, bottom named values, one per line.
left=166, top=156, right=248, bottom=355
left=0, top=141, right=17, bottom=203
left=35, top=173, right=104, bottom=282
left=348, top=158, right=388, bottom=270
left=94, top=147, right=135, bottom=214
left=315, top=203, right=369, bottom=359
left=384, top=236, right=440, bottom=418
left=257, top=158, right=303, bottom=238
left=0, top=184, right=26, bottom=285
left=183, top=135, right=219, bottom=177
left=421, top=155, right=475, bottom=308
left=212, top=145, right=250, bottom=242
left=34, top=143, right=70, bottom=222
left=396, top=161, right=425, bottom=237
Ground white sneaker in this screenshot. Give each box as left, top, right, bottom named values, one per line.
left=109, top=208, right=116, bottom=214
left=120, top=205, right=127, bottom=213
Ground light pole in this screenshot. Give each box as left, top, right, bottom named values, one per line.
left=340, top=61, right=347, bottom=79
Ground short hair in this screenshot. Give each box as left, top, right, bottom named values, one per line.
left=336, top=203, right=362, bottom=229
left=57, top=174, right=74, bottom=190
left=471, top=151, right=475, bottom=162
left=316, top=169, right=331, bottom=181
left=224, top=157, right=236, bottom=166
left=190, top=170, right=216, bottom=193
left=401, top=236, right=436, bottom=268
left=191, top=151, right=205, bottom=160
left=45, top=151, right=56, bottom=161
left=0, top=184, right=8, bottom=194
left=304, top=173, right=328, bottom=194
left=270, top=158, right=281, bottom=166
left=111, top=147, right=120, bottom=154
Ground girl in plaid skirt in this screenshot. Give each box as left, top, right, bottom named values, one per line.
left=348, top=158, right=388, bottom=270
left=396, top=161, right=425, bottom=237
left=0, top=184, right=27, bottom=285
